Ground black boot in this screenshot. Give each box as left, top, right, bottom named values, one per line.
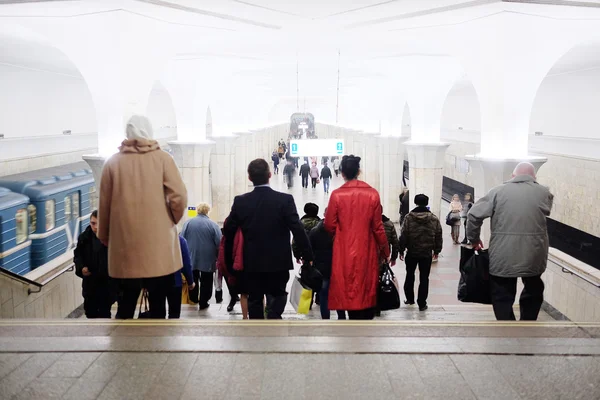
left=215, top=290, right=223, bottom=304
left=227, top=297, right=236, bottom=312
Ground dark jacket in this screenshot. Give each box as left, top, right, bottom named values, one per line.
left=299, top=163, right=310, bottom=177
left=176, top=236, right=194, bottom=288
left=309, top=220, right=333, bottom=278
left=74, top=226, right=109, bottom=292
left=320, top=166, right=332, bottom=180
left=224, top=186, right=314, bottom=273
left=272, top=154, right=280, bottom=165
left=382, top=215, right=400, bottom=261
left=399, top=191, right=409, bottom=216
left=292, top=215, right=321, bottom=260
left=283, top=163, right=294, bottom=176
left=399, top=206, right=443, bottom=258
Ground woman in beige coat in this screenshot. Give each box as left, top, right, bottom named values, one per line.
left=98, top=115, right=187, bottom=319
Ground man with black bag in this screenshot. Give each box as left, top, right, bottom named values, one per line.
left=398, top=194, right=443, bottom=311
left=467, top=162, right=553, bottom=321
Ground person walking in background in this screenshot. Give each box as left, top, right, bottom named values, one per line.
left=271, top=151, right=280, bottom=175
left=325, top=155, right=390, bottom=320
left=292, top=203, right=321, bottom=263
left=310, top=209, right=347, bottom=320
left=320, top=161, right=332, bottom=194
left=467, top=162, right=553, bottom=321
left=399, top=188, right=409, bottom=225
left=449, top=194, right=463, bottom=244
left=283, top=160, right=295, bottom=189
left=182, top=203, right=222, bottom=311
left=224, top=159, right=314, bottom=319
left=333, top=157, right=340, bottom=177
left=74, top=210, right=114, bottom=318
left=399, top=194, right=443, bottom=311
left=167, top=236, right=195, bottom=319
left=299, top=161, right=310, bottom=189
left=461, top=193, right=473, bottom=244
left=98, top=115, right=187, bottom=319
left=382, top=213, right=400, bottom=266
left=310, top=162, right=319, bottom=189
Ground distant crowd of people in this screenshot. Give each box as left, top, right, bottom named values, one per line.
left=76, top=115, right=553, bottom=322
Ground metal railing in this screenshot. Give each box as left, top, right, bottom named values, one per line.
left=0, top=262, right=74, bottom=295
left=550, top=254, right=600, bottom=288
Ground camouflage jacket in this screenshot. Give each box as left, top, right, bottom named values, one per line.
left=382, top=215, right=400, bottom=261
left=399, top=207, right=443, bottom=258
left=292, top=215, right=321, bottom=260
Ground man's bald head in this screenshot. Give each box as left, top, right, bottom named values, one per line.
left=512, top=162, right=536, bottom=179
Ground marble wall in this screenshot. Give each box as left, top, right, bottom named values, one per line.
left=0, top=265, right=82, bottom=319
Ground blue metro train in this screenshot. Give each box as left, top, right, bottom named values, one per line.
left=0, top=162, right=96, bottom=276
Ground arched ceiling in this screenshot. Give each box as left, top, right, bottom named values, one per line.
left=2, top=0, right=600, bottom=128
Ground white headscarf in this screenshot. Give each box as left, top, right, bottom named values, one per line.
left=125, top=115, right=154, bottom=140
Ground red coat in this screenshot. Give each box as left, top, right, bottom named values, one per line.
left=324, top=180, right=390, bottom=311
left=216, top=226, right=243, bottom=283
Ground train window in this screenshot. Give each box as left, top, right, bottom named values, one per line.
left=89, top=186, right=97, bottom=210
left=15, top=209, right=27, bottom=245
left=45, top=200, right=55, bottom=231
left=65, top=196, right=72, bottom=222
left=72, top=193, right=80, bottom=220
left=27, top=205, right=37, bottom=234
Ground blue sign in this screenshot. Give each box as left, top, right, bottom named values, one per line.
left=291, top=143, right=298, bottom=155
left=336, top=142, right=343, bottom=154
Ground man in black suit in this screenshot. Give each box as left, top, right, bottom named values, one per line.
left=224, top=159, right=314, bottom=319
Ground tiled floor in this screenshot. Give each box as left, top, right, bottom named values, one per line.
left=0, top=351, right=599, bottom=400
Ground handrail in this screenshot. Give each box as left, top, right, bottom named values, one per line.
left=0, top=262, right=74, bottom=295
left=550, top=254, right=600, bottom=288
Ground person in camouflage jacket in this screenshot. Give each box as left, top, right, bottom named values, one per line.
left=398, top=194, right=443, bottom=311
left=292, top=203, right=321, bottom=261
left=382, top=214, right=400, bottom=265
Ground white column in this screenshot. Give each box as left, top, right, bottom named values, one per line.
left=405, top=143, right=450, bottom=219
left=210, top=135, right=238, bottom=223
left=169, top=141, right=214, bottom=222
left=379, top=136, right=409, bottom=220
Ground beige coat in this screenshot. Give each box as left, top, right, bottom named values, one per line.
left=98, top=139, right=187, bottom=279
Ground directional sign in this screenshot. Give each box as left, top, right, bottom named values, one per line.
left=289, top=139, right=345, bottom=157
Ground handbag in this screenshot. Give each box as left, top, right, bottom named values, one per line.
left=138, top=288, right=151, bottom=318
left=446, top=211, right=460, bottom=226
left=378, top=264, right=401, bottom=311
left=290, top=276, right=313, bottom=315
left=457, top=246, right=492, bottom=304
left=300, top=263, right=323, bottom=292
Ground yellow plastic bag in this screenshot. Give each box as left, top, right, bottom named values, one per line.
left=180, top=273, right=195, bottom=305
left=290, top=276, right=313, bottom=315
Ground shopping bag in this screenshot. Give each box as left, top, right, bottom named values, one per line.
left=378, top=264, right=401, bottom=311
left=180, top=274, right=195, bottom=305
left=290, top=276, right=313, bottom=315
left=138, top=289, right=151, bottom=318
left=457, top=246, right=492, bottom=304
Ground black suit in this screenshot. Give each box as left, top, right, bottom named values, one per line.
left=224, top=186, right=314, bottom=319
left=299, top=164, right=310, bottom=188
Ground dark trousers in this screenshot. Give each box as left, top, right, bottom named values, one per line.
left=83, top=279, right=114, bottom=318
left=404, top=256, right=433, bottom=307
left=166, top=286, right=182, bottom=319
left=301, top=175, right=309, bottom=188
left=199, top=271, right=214, bottom=307
left=116, top=274, right=175, bottom=319
left=319, top=279, right=346, bottom=320
left=189, top=270, right=200, bottom=303
left=490, top=274, right=545, bottom=321
left=246, top=271, right=289, bottom=319
left=311, top=178, right=317, bottom=188
left=347, top=308, right=375, bottom=320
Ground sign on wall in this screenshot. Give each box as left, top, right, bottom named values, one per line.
left=290, top=139, right=345, bottom=157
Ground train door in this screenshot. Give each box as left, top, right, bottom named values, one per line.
left=64, top=191, right=80, bottom=248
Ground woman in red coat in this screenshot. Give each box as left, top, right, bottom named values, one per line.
left=324, top=155, right=390, bottom=320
